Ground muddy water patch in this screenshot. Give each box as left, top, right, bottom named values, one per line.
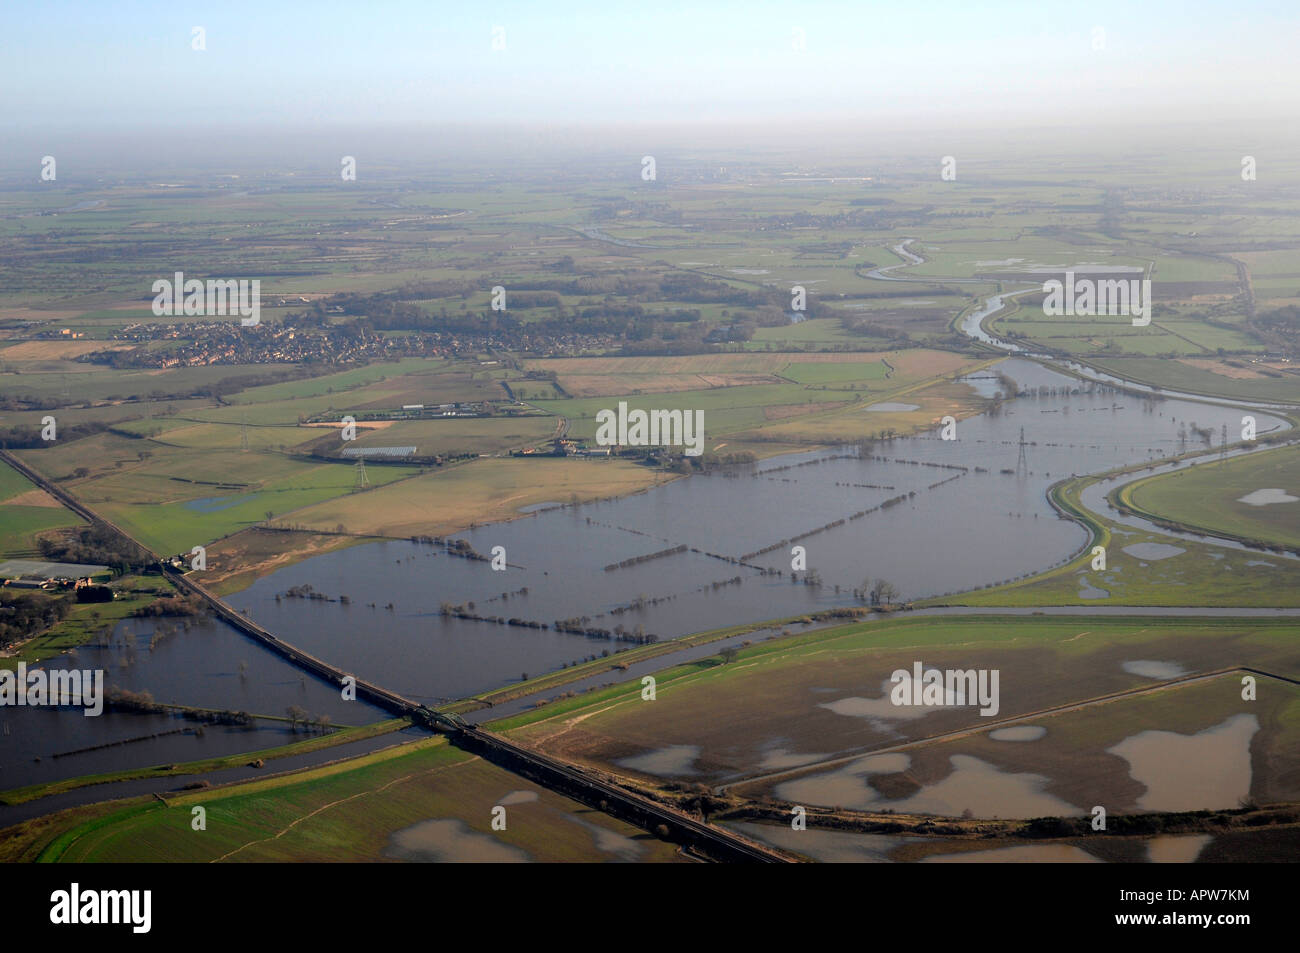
left=989, top=725, right=1046, bottom=741
left=775, top=753, right=911, bottom=811
left=1122, top=660, right=1188, bottom=679
left=566, top=815, right=644, bottom=861
left=385, top=818, right=529, bottom=863
left=820, top=669, right=993, bottom=726
left=1147, top=834, right=1212, bottom=863
left=728, top=822, right=906, bottom=862
left=1108, top=713, right=1258, bottom=812
left=1078, top=579, right=1109, bottom=599
left=864, top=402, right=920, bottom=412
left=617, top=744, right=700, bottom=776
left=777, top=752, right=1080, bottom=818
left=820, top=694, right=928, bottom=722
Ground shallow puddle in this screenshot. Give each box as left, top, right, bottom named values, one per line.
left=777, top=752, right=1080, bottom=818
left=566, top=815, right=644, bottom=861
left=988, top=725, right=1046, bottom=741
left=386, top=818, right=530, bottom=863
left=1122, top=660, right=1188, bottom=679
left=616, top=744, right=701, bottom=776
left=1122, top=542, right=1186, bottom=560
left=821, top=670, right=990, bottom=724
left=1236, top=488, right=1297, bottom=506
left=1147, top=834, right=1213, bottom=863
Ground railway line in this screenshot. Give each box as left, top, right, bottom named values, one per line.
left=0, top=449, right=789, bottom=862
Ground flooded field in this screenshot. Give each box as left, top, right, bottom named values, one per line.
left=1108, top=713, right=1259, bottom=812
left=0, top=615, right=386, bottom=788
left=725, top=823, right=1253, bottom=863
left=224, top=359, right=1284, bottom=703
left=775, top=752, right=1082, bottom=819
left=5, top=357, right=1291, bottom=794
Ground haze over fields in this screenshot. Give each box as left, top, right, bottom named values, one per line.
left=0, top=1, right=1298, bottom=888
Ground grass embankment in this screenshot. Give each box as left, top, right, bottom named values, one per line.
left=1116, top=442, right=1300, bottom=554
left=440, top=617, right=816, bottom=715
left=924, top=449, right=1300, bottom=608
left=0, top=718, right=408, bottom=806
left=487, top=612, right=1110, bottom=735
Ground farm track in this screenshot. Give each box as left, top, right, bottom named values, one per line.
left=718, top=664, right=1299, bottom=793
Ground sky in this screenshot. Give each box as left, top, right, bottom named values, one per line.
left=3, top=1, right=1299, bottom=129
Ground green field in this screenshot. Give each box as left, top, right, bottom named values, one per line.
left=1124, top=444, right=1300, bottom=551
left=0, top=460, right=84, bottom=556
left=1088, top=357, right=1300, bottom=404
left=28, top=737, right=684, bottom=863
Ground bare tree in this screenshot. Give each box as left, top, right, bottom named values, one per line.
left=871, top=579, right=900, bottom=607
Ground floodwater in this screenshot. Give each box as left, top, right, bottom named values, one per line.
left=617, top=744, right=701, bottom=777
left=1237, top=488, right=1298, bottom=506
left=775, top=752, right=1082, bottom=819
left=1107, top=713, right=1258, bottom=812
left=385, top=818, right=529, bottom=863
left=0, top=615, right=385, bottom=788
left=864, top=402, right=919, bottom=412
left=1147, top=834, right=1213, bottom=863
left=988, top=725, right=1046, bottom=741
left=225, top=358, right=1285, bottom=704
left=565, top=815, right=646, bottom=861
left=1122, top=660, right=1187, bottom=680
left=6, top=353, right=1289, bottom=791
left=1078, top=578, right=1110, bottom=599
left=1122, top=542, right=1185, bottom=561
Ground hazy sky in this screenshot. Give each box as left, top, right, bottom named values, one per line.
left=4, top=1, right=1299, bottom=128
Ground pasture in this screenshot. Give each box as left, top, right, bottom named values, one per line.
left=1124, top=444, right=1300, bottom=551
left=27, top=738, right=684, bottom=863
